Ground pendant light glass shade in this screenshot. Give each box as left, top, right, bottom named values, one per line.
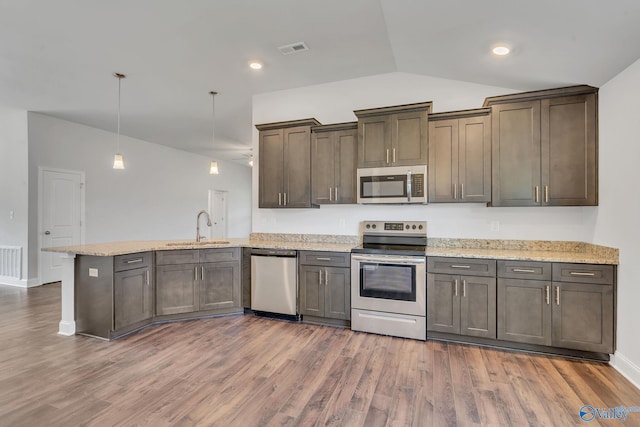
left=113, top=72, right=126, bottom=170
left=113, top=154, right=125, bottom=169
left=209, top=161, right=219, bottom=174
left=209, top=91, right=219, bottom=175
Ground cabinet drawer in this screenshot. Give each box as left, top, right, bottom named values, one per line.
left=428, top=257, right=496, bottom=276
left=200, top=247, right=240, bottom=263
left=114, top=252, right=152, bottom=272
left=299, top=251, right=350, bottom=267
left=498, top=260, right=551, bottom=280
left=552, top=263, right=614, bottom=285
left=156, top=250, right=199, bottom=265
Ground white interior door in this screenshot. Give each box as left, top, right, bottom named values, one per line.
left=209, top=190, right=228, bottom=239
left=40, top=169, right=84, bottom=284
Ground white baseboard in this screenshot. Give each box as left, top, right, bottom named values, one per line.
left=58, top=320, right=76, bottom=336
left=0, top=277, right=42, bottom=288
left=611, top=352, right=640, bottom=390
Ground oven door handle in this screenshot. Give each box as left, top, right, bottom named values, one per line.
left=407, top=170, right=412, bottom=202
left=352, top=255, right=425, bottom=264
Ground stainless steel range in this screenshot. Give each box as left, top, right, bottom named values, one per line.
left=351, top=221, right=427, bottom=340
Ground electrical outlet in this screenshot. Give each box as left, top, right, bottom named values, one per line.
left=89, top=268, right=98, bottom=277
left=490, top=221, right=500, bottom=232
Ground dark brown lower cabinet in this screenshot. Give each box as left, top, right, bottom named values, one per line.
left=298, top=251, right=351, bottom=325
left=155, top=263, right=199, bottom=315
left=114, top=266, right=153, bottom=330
left=200, top=261, right=240, bottom=311
left=498, top=274, right=614, bottom=353
left=427, top=273, right=496, bottom=339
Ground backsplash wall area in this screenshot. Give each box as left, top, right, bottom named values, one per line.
left=251, top=72, right=596, bottom=242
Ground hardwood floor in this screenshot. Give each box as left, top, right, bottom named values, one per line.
left=1, top=283, right=639, bottom=427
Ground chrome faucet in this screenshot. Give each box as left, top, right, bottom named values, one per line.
left=196, top=210, right=212, bottom=242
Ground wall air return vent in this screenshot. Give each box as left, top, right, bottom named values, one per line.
left=278, top=42, right=309, bottom=55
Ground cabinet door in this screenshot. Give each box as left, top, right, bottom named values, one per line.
left=460, top=276, right=496, bottom=339
left=283, top=126, right=312, bottom=208
left=155, top=263, right=199, bottom=315
left=392, top=110, right=428, bottom=166
left=427, top=274, right=460, bottom=334
left=491, top=101, right=541, bottom=206
left=459, top=115, right=491, bottom=202
left=325, top=267, right=350, bottom=320
left=358, top=115, right=390, bottom=168
left=428, top=119, right=458, bottom=202
left=200, top=261, right=241, bottom=311
left=299, top=265, right=324, bottom=317
left=114, top=267, right=153, bottom=330
left=551, top=282, right=613, bottom=353
left=311, top=131, right=335, bottom=205
left=259, top=129, right=284, bottom=208
left=541, top=94, right=597, bottom=206
left=497, top=278, right=551, bottom=345
left=335, top=130, right=357, bottom=204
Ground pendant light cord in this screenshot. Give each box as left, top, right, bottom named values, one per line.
left=114, top=73, right=125, bottom=152
left=210, top=91, right=217, bottom=149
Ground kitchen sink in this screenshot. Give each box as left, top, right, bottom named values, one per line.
left=165, top=240, right=230, bottom=246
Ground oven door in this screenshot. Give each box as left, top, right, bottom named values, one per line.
left=351, top=253, right=426, bottom=316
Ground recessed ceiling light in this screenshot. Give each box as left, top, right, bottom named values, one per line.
left=492, top=46, right=510, bottom=56
left=249, top=60, right=263, bottom=70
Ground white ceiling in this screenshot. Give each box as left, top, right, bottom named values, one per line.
left=2, top=0, right=640, bottom=165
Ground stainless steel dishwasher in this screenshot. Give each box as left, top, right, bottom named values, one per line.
left=251, top=249, right=298, bottom=315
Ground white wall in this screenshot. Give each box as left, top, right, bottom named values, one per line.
left=27, top=113, right=252, bottom=281
left=0, top=105, right=29, bottom=285
left=252, top=72, right=596, bottom=241
left=595, top=58, right=640, bottom=387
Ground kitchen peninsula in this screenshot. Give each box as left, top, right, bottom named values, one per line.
left=45, top=233, right=618, bottom=359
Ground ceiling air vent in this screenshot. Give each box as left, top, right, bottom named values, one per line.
left=278, top=42, right=309, bottom=55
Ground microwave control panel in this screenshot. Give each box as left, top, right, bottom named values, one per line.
left=412, top=174, right=425, bottom=197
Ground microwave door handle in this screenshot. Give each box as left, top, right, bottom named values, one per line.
left=407, top=170, right=412, bottom=202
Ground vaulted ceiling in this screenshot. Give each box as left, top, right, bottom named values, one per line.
left=2, top=0, right=640, bottom=164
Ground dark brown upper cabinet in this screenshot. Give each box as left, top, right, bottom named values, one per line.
left=485, top=85, right=598, bottom=207
left=354, top=102, right=432, bottom=168
left=428, top=109, right=491, bottom=203
left=256, top=119, right=321, bottom=208
left=311, top=122, right=357, bottom=205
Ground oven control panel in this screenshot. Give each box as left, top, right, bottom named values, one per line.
left=362, top=221, right=427, bottom=235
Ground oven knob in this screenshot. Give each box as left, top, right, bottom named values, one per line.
left=405, top=225, right=410, bottom=230
left=412, top=225, right=417, bottom=230
left=372, top=224, right=377, bottom=229
left=419, top=224, right=423, bottom=230
left=366, top=224, right=371, bottom=229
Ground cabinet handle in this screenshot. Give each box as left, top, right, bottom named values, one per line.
left=278, top=193, right=282, bottom=206
left=393, top=148, right=396, bottom=163
left=386, top=149, right=390, bottom=164
left=319, top=269, right=322, bottom=285
left=462, top=279, right=466, bottom=297
left=325, top=269, right=328, bottom=285
left=555, top=286, right=560, bottom=305
left=569, top=271, right=596, bottom=277
left=454, top=279, right=458, bottom=297
left=335, top=187, right=339, bottom=201
left=535, top=186, right=540, bottom=203
left=329, top=187, right=333, bottom=201
left=145, top=270, right=150, bottom=285
left=453, top=184, right=458, bottom=200
left=284, top=193, right=287, bottom=206
left=545, top=285, right=550, bottom=305
left=194, top=266, right=198, bottom=281
left=450, top=265, right=471, bottom=269
left=460, top=183, right=464, bottom=199
left=513, top=268, right=536, bottom=273
left=201, top=266, right=204, bottom=281
left=125, top=258, right=143, bottom=264
left=316, top=257, right=332, bottom=261
left=544, top=185, right=549, bottom=204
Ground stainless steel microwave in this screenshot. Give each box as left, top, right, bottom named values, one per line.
left=357, top=165, right=427, bottom=204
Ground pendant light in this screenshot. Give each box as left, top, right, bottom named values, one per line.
left=209, top=90, right=219, bottom=175
left=113, top=72, right=126, bottom=169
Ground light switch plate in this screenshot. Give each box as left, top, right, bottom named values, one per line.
left=89, top=268, right=98, bottom=277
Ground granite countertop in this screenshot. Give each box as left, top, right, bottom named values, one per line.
left=43, top=233, right=619, bottom=265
